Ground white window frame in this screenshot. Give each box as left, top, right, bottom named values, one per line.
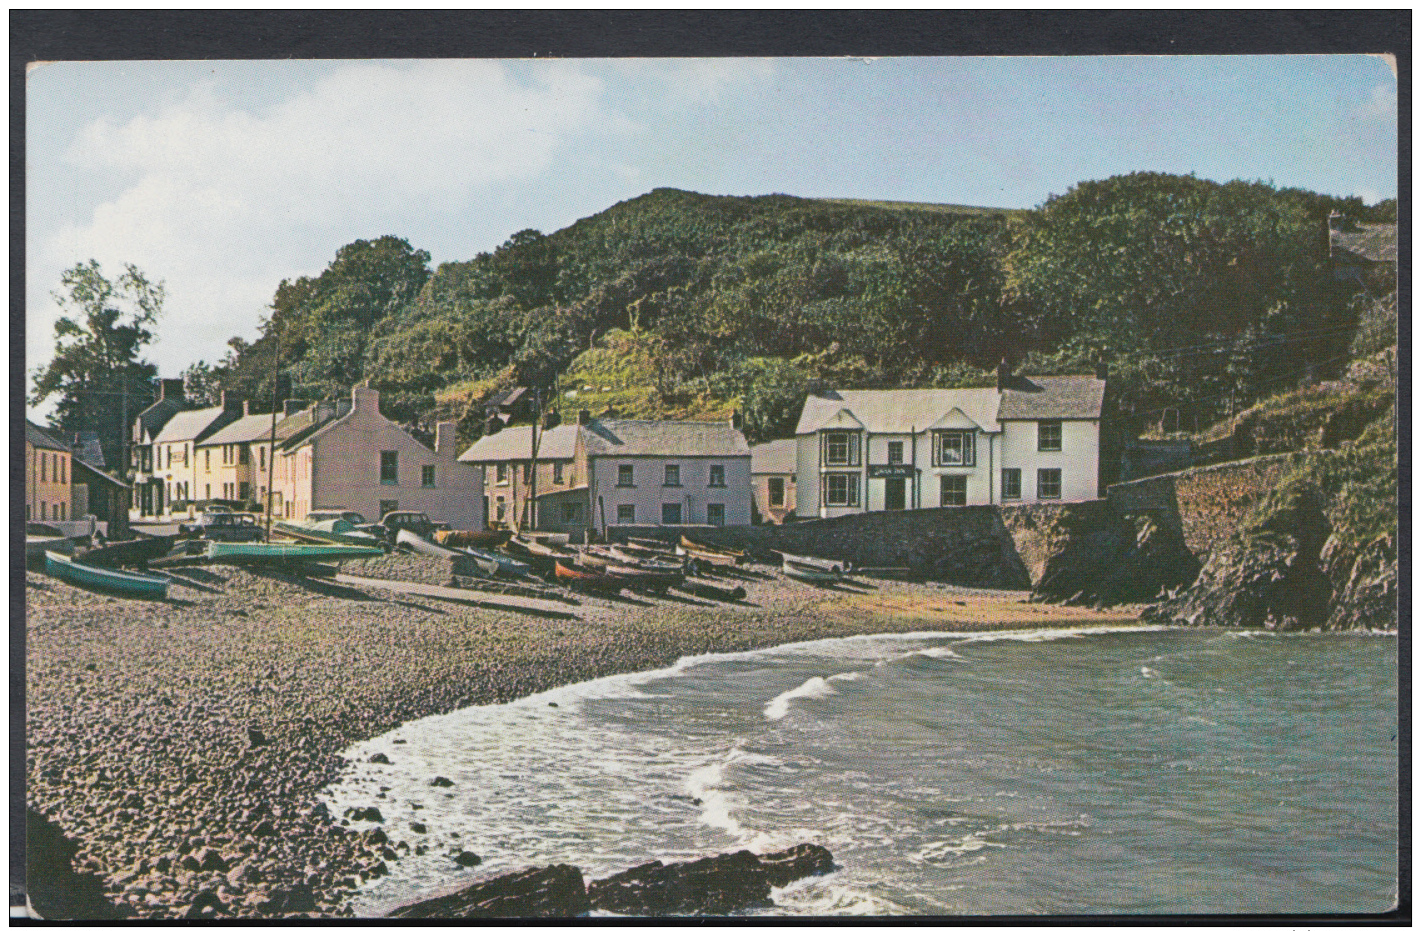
left=933, top=430, right=976, bottom=467
left=1038, top=468, right=1062, bottom=499
left=822, top=431, right=860, bottom=466
left=823, top=472, right=860, bottom=507
left=940, top=474, right=967, bottom=506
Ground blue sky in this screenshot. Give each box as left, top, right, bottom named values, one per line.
left=26, top=55, right=1397, bottom=415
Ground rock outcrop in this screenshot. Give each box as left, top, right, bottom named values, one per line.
left=386, top=864, right=589, bottom=919
left=756, top=843, right=836, bottom=887
left=587, top=851, right=772, bottom=916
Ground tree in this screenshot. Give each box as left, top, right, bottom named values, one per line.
left=31, top=260, right=165, bottom=469
left=181, top=360, right=222, bottom=407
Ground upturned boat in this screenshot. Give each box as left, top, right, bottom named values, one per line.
left=464, top=547, right=532, bottom=578
left=76, top=535, right=174, bottom=567
left=505, top=534, right=576, bottom=563
left=46, top=550, right=169, bottom=599
left=776, top=550, right=849, bottom=583
left=679, top=536, right=748, bottom=567
left=206, top=540, right=385, bottom=565
left=677, top=576, right=748, bottom=601
left=25, top=534, right=75, bottom=567
left=395, top=529, right=465, bottom=558
left=436, top=528, right=512, bottom=549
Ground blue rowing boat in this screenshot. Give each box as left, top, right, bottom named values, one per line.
left=46, top=550, right=169, bottom=599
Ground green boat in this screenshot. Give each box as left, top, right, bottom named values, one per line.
left=206, top=541, right=385, bottom=565
left=46, top=550, right=169, bottom=599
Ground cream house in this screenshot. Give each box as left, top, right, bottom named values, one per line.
left=146, top=393, right=245, bottom=518
left=578, top=414, right=752, bottom=538
left=458, top=422, right=581, bottom=533
left=194, top=403, right=287, bottom=507
left=795, top=369, right=1105, bottom=517
left=272, top=386, right=483, bottom=527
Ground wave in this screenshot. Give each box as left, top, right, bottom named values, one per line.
left=764, top=672, right=861, bottom=721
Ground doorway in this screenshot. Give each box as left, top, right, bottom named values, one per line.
left=885, top=477, right=906, bottom=510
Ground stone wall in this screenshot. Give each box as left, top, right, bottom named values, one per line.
left=1107, top=454, right=1294, bottom=553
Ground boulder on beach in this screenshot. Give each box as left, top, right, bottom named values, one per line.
left=586, top=850, right=772, bottom=916
left=386, top=864, right=588, bottom=919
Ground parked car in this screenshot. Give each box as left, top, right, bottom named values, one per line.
left=372, top=510, right=450, bottom=544
left=306, top=509, right=369, bottom=526
left=179, top=511, right=265, bottom=542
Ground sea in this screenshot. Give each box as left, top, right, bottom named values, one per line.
left=322, top=625, right=1399, bottom=917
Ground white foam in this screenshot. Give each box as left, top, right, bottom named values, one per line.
left=764, top=672, right=859, bottom=721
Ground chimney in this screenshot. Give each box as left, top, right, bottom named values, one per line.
left=484, top=414, right=503, bottom=436
left=351, top=385, right=379, bottom=415
left=220, top=390, right=242, bottom=411
left=243, top=400, right=251, bottom=416
left=159, top=378, right=185, bottom=403
left=1095, top=362, right=1109, bottom=381
left=436, top=421, right=456, bottom=456
left=283, top=399, right=308, bottom=417
left=314, top=400, right=336, bottom=424
left=337, top=398, right=352, bottom=418
left=996, top=358, right=1012, bottom=392
left=577, top=409, right=591, bottom=425
left=603, top=406, right=618, bottom=418
left=543, top=410, right=562, bottom=430
left=729, top=410, right=744, bottom=431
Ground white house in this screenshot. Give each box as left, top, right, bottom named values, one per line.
left=578, top=415, right=752, bottom=537
left=794, top=369, right=1105, bottom=517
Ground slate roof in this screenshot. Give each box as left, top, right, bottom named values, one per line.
left=1331, top=223, right=1397, bottom=264
left=134, top=397, right=186, bottom=443
left=153, top=405, right=233, bottom=445
left=72, top=431, right=106, bottom=469
left=751, top=439, right=798, bottom=474
left=459, top=424, right=580, bottom=463
left=26, top=420, right=69, bottom=453
left=996, top=374, right=1106, bottom=420
left=72, top=457, right=128, bottom=488
left=200, top=412, right=288, bottom=447
left=581, top=419, right=751, bottom=458
left=796, top=388, right=1003, bottom=435
left=273, top=400, right=350, bottom=450
left=796, top=375, right=1106, bottom=434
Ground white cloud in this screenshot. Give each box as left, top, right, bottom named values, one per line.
left=30, top=60, right=628, bottom=390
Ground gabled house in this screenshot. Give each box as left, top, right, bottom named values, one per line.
left=458, top=421, right=581, bottom=532
left=26, top=420, right=72, bottom=523
left=130, top=378, right=188, bottom=517
left=194, top=403, right=289, bottom=508
left=578, top=413, right=752, bottom=538
left=750, top=439, right=798, bottom=524
left=271, top=386, right=482, bottom=528
left=795, top=367, right=1106, bottom=517
left=145, top=393, right=246, bottom=518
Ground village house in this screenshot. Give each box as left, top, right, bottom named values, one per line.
left=143, top=393, right=246, bottom=519
left=271, top=385, right=482, bottom=528
left=129, top=378, right=189, bottom=518
left=750, top=439, right=798, bottom=524
left=26, top=420, right=72, bottom=524
left=458, top=420, right=582, bottom=532
left=578, top=413, right=753, bottom=539
left=69, top=431, right=129, bottom=537
left=794, top=365, right=1106, bottom=517
left=194, top=403, right=288, bottom=508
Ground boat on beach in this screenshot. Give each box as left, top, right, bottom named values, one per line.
left=76, top=534, right=174, bottom=567
left=577, top=545, right=683, bottom=589
left=463, top=547, right=532, bottom=578
left=505, top=533, right=577, bottom=564
left=678, top=536, right=748, bottom=567
left=676, top=576, right=748, bottom=601
left=273, top=520, right=385, bottom=549
left=46, top=550, right=169, bottom=599
left=553, top=557, right=624, bottom=592
left=776, top=550, right=849, bottom=584
left=26, top=534, right=76, bottom=567
left=206, top=541, right=385, bottom=565
left=435, top=528, right=512, bottom=549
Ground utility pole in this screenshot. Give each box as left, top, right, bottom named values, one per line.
left=264, top=329, right=281, bottom=542
left=528, top=386, right=540, bottom=532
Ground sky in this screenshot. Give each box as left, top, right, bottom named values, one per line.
left=25, top=55, right=1398, bottom=418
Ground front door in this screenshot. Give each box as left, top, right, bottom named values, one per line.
left=885, top=477, right=906, bottom=510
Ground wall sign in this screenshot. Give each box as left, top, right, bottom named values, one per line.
left=868, top=464, right=915, bottom=478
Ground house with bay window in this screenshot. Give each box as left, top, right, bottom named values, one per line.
left=794, top=368, right=1105, bottom=517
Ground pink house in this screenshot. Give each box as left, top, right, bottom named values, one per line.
left=272, top=386, right=483, bottom=528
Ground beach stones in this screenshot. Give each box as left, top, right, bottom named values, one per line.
left=386, top=864, right=588, bottom=919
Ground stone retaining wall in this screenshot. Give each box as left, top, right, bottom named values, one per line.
left=1107, top=454, right=1294, bottom=553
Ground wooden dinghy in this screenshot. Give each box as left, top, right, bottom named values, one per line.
left=436, top=528, right=512, bottom=549
left=677, top=576, right=748, bottom=601
left=601, top=561, right=681, bottom=591
left=26, top=534, right=75, bottom=567
left=505, top=534, right=576, bottom=564
left=611, top=542, right=686, bottom=566
left=553, top=557, right=624, bottom=592
left=679, top=536, right=748, bottom=567
left=76, top=534, right=174, bottom=568
left=776, top=550, right=849, bottom=584
left=395, top=529, right=463, bottom=558
left=206, top=540, right=385, bottom=565
left=46, top=550, right=168, bottom=599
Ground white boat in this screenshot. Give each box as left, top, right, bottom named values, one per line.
left=775, top=551, right=849, bottom=583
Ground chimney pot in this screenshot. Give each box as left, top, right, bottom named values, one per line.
left=577, top=409, right=591, bottom=425
left=730, top=410, right=744, bottom=431
left=996, top=358, right=1012, bottom=392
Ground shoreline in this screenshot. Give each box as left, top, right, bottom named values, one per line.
left=25, top=555, right=1141, bottom=918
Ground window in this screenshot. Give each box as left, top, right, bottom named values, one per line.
left=240, top=482, right=250, bottom=499
left=522, top=463, right=532, bottom=484
left=380, top=451, right=399, bottom=485
left=887, top=441, right=904, bottom=465
left=1038, top=468, right=1062, bottom=499
left=661, top=503, right=682, bottom=524
left=40, top=454, right=46, bottom=482
left=941, top=475, right=967, bottom=506
left=561, top=502, right=582, bottom=523
left=205, top=449, right=211, bottom=470
left=1038, top=420, right=1063, bottom=452
left=664, top=464, right=681, bottom=486
left=553, top=461, right=564, bottom=484
left=934, top=430, right=976, bottom=466
left=259, top=447, right=266, bottom=470
left=823, top=431, right=860, bottom=466
left=59, top=503, right=65, bottom=520
left=183, top=444, right=189, bottom=465
left=496, top=463, right=509, bottom=485
left=495, top=497, right=507, bottom=520
left=768, top=477, right=785, bottom=507
left=1001, top=468, right=1022, bottom=501
left=239, top=445, right=249, bottom=464
left=823, top=473, right=860, bottom=507
left=422, top=465, right=436, bottom=488
left=707, top=503, right=725, bottom=527
left=205, top=484, right=211, bottom=500
left=708, top=464, right=725, bottom=487
left=617, top=504, right=636, bottom=524
left=618, top=464, right=635, bottom=487
left=380, top=499, right=399, bottom=517
left=40, top=501, right=47, bottom=520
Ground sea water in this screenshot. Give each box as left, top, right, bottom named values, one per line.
left=322, top=626, right=1399, bottom=917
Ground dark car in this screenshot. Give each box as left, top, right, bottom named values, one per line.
left=179, top=511, right=265, bottom=542
left=374, top=510, right=450, bottom=544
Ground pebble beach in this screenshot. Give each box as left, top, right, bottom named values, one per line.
left=24, top=553, right=1139, bottom=919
